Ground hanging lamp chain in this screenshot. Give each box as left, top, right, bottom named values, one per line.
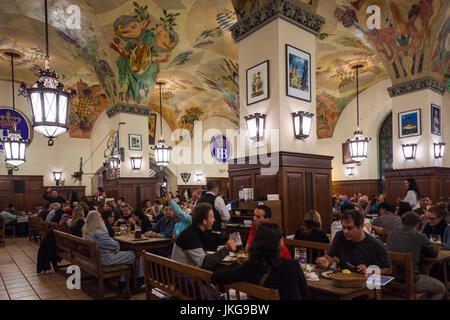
left=44, top=0, right=50, bottom=69
left=356, top=65, right=359, bottom=128
left=10, top=54, right=17, bottom=131
left=159, top=82, right=163, bottom=136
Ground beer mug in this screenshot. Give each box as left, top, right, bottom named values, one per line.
left=120, top=224, right=127, bottom=235
left=134, top=226, right=142, bottom=239
left=430, top=235, right=442, bottom=252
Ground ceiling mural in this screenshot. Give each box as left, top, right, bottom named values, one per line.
left=0, top=0, right=447, bottom=141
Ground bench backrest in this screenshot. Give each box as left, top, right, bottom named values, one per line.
left=0, top=217, right=5, bottom=246
left=284, top=239, right=330, bottom=263
left=143, top=252, right=220, bottom=300
left=386, top=251, right=414, bottom=300
left=53, top=230, right=102, bottom=276
left=28, top=215, right=42, bottom=229
left=143, top=252, right=280, bottom=300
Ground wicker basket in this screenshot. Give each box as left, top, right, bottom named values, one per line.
left=328, top=272, right=367, bottom=288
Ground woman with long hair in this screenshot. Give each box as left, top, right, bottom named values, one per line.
left=212, top=222, right=310, bottom=300
left=422, top=204, right=450, bottom=250
left=399, top=178, right=420, bottom=210
left=69, top=207, right=85, bottom=238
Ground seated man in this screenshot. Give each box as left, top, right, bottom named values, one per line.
left=371, top=202, right=401, bottom=236
left=386, top=212, right=446, bottom=300
left=145, top=204, right=174, bottom=239
left=316, top=210, right=392, bottom=275
left=113, top=204, right=133, bottom=227
left=172, top=203, right=236, bottom=271
left=1, top=205, right=17, bottom=224
left=245, top=205, right=291, bottom=258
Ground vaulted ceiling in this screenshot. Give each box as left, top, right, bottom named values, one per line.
left=0, top=0, right=448, bottom=140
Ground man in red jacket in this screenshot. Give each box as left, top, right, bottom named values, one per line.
left=245, top=205, right=292, bottom=258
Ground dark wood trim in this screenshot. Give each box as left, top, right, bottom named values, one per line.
left=0, top=175, right=44, bottom=211
left=332, top=180, right=381, bottom=198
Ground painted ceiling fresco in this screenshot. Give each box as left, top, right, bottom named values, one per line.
left=0, top=0, right=448, bottom=141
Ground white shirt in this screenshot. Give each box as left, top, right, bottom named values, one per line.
left=206, top=192, right=230, bottom=223
left=403, top=190, right=420, bottom=209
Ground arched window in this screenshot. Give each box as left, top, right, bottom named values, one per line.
left=378, top=112, right=392, bottom=192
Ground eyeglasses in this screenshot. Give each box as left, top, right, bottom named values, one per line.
left=427, top=217, right=440, bottom=221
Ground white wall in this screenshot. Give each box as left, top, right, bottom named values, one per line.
left=317, top=79, right=393, bottom=181
left=172, top=116, right=237, bottom=186
left=0, top=80, right=93, bottom=193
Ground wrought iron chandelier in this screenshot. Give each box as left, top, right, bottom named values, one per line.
left=151, top=81, right=172, bottom=167
left=2, top=50, right=28, bottom=168
left=20, top=0, right=75, bottom=146
left=346, top=65, right=371, bottom=162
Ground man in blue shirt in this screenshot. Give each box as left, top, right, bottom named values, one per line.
left=145, top=204, right=174, bottom=239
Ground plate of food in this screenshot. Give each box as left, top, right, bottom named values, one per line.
left=236, top=252, right=249, bottom=262
left=222, top=255, right=238, bottom=262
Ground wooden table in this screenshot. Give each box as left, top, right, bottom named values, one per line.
left=419, top=250, right=450, bottom=299
left=114, top=235, right=171, bottom=293
left=307, top=270, right=380, bottom=300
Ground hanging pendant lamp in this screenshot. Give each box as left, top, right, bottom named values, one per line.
left=19, top=0, right=75, bottom=146
left=1, top=50, right=28, bottom=168
left=151, top=81, right=172, bottom=167
left=346, top=65, right=371, bottom=162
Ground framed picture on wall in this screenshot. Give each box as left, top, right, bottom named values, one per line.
left=342, top=142, right=358, bottom=164
left=246, top=60, right=269, bottom=106
left=398, top=109, right=421, bottom=138
left=129, top=134, right=142, bottom=150
left=148, top=114, right=157, bottom=144
left=286, top=44, right=311, bottom=102
left=431, top=104, right=441, bottom=136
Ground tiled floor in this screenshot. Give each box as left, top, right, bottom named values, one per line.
left=0, top=237, right=146, bottom=300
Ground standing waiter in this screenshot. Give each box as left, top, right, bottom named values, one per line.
left=197, top=181, right=230, bottom=234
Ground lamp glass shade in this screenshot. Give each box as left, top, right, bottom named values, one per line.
left=196, top=173, right=203, bottom=182
left=131, top=157, right=142, bottom=170
left=108, top=157, right=120, bottom=169
left=347, top=130, right=369, bottom=162
left=346, top=166, right=355, bottom=176
left=53, top=171, right=61, bottom=181
left=434, top=143, right=445, bottom=158
left=152, top=138, right=172, bottom=166
left=293, top=112, right=313, bottom=138
left=3, top=131, right=27, bottom=166
left=402, top=144, right=417, bottom=160
left=25, top=72, right=72, bottom=139
left=244, top=113, right=265, bottom=141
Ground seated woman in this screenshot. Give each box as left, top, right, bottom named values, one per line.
left=294, top=210, right=329, bottom=261
left=83, top=211, right=144, bottom=287
left=212, top=222, right=310, bottom=300
left=422, top=204, right=450, bottom=250
left=101, top=209, right=116, bottom=238
left=130, top=208, right=152, bottom=234
left=69, top=208, right=85, bottom=238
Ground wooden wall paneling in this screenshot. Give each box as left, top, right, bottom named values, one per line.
left=0, top=176, right=44, bottom=211
left=331, top=180, right=381, bottom=198
left=313, top=171, right=333, bottom=234
left=282, top=169, right=306, bottom=236
left=444, top=178, right=450, bottom=198
left=254, top=174, right=279, bottom=201
left=230, top=174, right=252, bottom=200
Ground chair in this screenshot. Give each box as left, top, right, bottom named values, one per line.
left=284, top=238, right=330, bottom=263
left=4, top=221, right=16, bottom=238
left=28, top=215, right=43, bottom=242
left=383, top=251, right=428, bottom=300
left=0, top=217, right=5, bottom=246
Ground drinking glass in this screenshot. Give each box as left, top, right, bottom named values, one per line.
left=230, top=232, right=243, bottom=252
left=430, top=235, right=442, bottom=251
left=120, top=224, right=127, bottom=235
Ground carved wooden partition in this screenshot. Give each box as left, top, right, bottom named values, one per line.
left=228, top=152, right=333, bottom=235
left=332, top=180, right=381, bottom=198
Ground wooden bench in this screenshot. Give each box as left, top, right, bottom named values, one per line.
left=284, top=239, right=330, bottom=263
left=53, top=230, right=131, bottom=300
left=142, top=252, right=280, bottom=300
left=4, top=220, right=15, bottom=238
left=28, top=215, right=44, bottom=242
left=383, top=251, right=428, bottom=300
left=42, top=221, right=57, bottom=235
left=0, top=217, right=5, bottom=246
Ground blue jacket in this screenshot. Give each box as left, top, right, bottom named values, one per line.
left=150, top=216, right=174, bottom=239
left=169, top=200, right=192, bottom=237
